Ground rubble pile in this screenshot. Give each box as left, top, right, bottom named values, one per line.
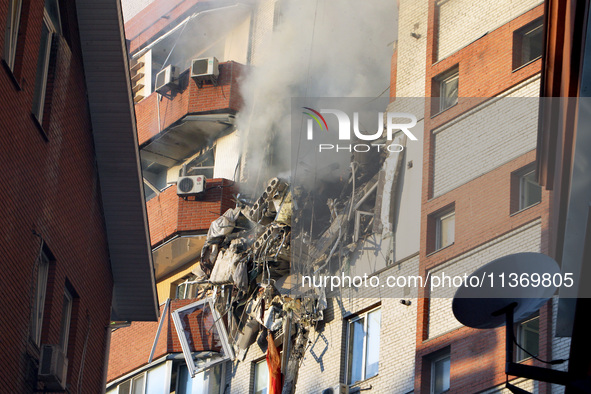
left=191, top=177, right=325, bottom=394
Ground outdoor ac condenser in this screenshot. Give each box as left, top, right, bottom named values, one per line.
left=321, top=383, right=349, bottom=394
left=190, top=57, right=219, bottom=86
left=177, top=175, right=206, bottom=196
left=155, top=65, right=178, bottom=94
left=38, top=344, right=68, bottom=391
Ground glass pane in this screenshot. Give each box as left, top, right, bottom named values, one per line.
left=254, top=360, right=268, bottom=394
left=32, top=21, right=51, bottom=120
left=521, top=171, right=541, bottom=209
left=440, top=75, right=458, bottom=111
left=131, top=374, right=144, bottom=394
left=146, top=362, right=169, bottom=394
left=365, top=309, right=381, bottom=379
left=347, top=317, right=365, bottom=384
left=203, top=363, right=222, bottom=394
left=520, top=317, right=539, bottom=360
left=59, top=291, right=72, bottom=352
left=44, top=0, right=61, bottom=32
left=522, top=25, right=543, bottom=64
left=438, top=213, right=455, bottom=249
left=433, top=356, right=450, bottom=394
left=118, top=380, right=131, bottom=394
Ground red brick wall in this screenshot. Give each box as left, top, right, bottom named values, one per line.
left=146, top=178, right=238, bottom=246
left=0, top=1, right=114, bottom=392
left=136, top=61, right=245, bottom=146
left=415, top=3, right=551, bottom=393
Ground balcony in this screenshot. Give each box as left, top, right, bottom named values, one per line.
left=136, top=61, right=245, bottom=148
left=146, top=179, right=238, bottom=279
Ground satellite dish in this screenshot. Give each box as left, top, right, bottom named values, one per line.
left=452, top=252, right=560, bottom=329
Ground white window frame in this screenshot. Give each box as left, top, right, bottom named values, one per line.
left=4, top=0, right=23, bottom=70
left=31, top=250, right=50, bottom=346
left=519, top=170, right=541, bottom=211
left=435, top=210, right=455, bottom=251
left=439, top=70, right=458, bottom=113
left=253, top=359, right=269, bottom=394
left=171, top=298, right=234, bottom=378
left=430, top=351, right=451, bottom=394
left=32, top=9, right=58, bottom=122
left=516, top=316, right=539, bottom=362
left=175, top=275, right=199, bottom=300
left=59, top=288, right=73, bottom=353
left=345, top=306, right=381, bottom=385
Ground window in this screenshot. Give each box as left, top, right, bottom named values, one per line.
left=177, top=362, right=224, bottom=394
left=31, top=249, right=50, bottom=346
left=432, top=67, right=458, bottom=114
left=3, top=0, right=23, bottom=70
left=431, top=351, right=450, bottom=394
left=106, top=361, right=173, bottom=394
left=253, top=359, right=268, bottom=394
left=516, top=316, right=539, bottom=362
left=346, top=307, right=381, bottom=385
left=116, top=373, right=145, bottom=394
left=32, top=0, right=61, bottom=123
left=174, top=275, right=199, bottom=300
left=513, top=18, right=543, bottom=69
left=435, top=210, right=455, bottom=251
left=519, top=170, right=541, bottom=210
left=59, top=288, right=73, bottom=353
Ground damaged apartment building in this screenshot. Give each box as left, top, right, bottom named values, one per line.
left=107, top=0, right=573, bottom=393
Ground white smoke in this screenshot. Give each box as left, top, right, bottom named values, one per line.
left=238, top=0, right=398, bottom=187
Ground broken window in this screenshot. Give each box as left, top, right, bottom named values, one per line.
left=174, top=275, right=199, bottom=300
left=171, top=298, right=234, bottom=378
left=182, top=147, right=215, bottom=179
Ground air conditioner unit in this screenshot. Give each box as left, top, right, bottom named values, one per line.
left=177, top=175, right=206, bottom=196
left=321, top=383, right=349, bottom=394
left=190, top=57, right=219, bottom=86
left=155, top=65, right=178, bottom=94
left=38, top=344, right=68, bottom=391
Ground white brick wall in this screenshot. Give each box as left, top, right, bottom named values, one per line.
left=437, top=0, right=543, bottom=61
left=432, top=76, right=540, bottom=197
left=396, top=0, right=429, bottom=98
left=428, top=220, right=542, bottom=339
left=249, top=0, right=276, bottom=66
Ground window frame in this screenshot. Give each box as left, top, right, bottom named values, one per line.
left=515, top=315, right=539, bottom=362
left=59, top=288, right=73, bottom=354
left=430, top=351, right=451, bottom=394
left=3, top=0, right=23, bottom=71
left=432, top=66, right=459, bottom=115
left=32, top=10, right=57, bottom=123
left=435, top=210, right=455, bottom=251
left=513, top=18, right=543, bottom=70
left=345, top=306, right=381, bottom=386
left=519, top=170, right=541, bottom=211
left=31, top=249, right=50, bottom=346
left=253, top=358, right=269, bottom=394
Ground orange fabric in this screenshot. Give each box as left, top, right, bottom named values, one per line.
left=267, top=332, right=283, bottom=394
